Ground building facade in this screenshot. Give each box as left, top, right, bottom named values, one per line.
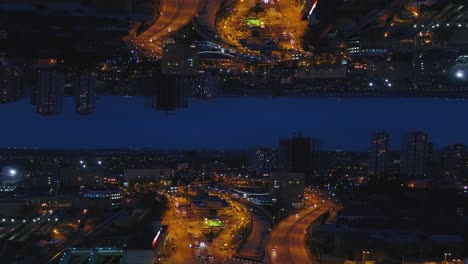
left=250, top=147, right=278, bottom=175
left=269, top=171, right=304, bottom=208
left=368, top=132, right=390, bottom=177
left=400, top=132, right=430, bottom=177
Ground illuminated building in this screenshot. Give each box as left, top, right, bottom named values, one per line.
left=34, top=70, right=64, bottom=115
left=440, top=144, right=466, bottom=176
left=192, top=71, right=219, bottom=99
left=269, top=171, right=304, bottom=208
left=123, top=168, right=172, bottom=183
left=161, top=41, right=198, bottom=76
left=250, top=147, right=278, bottom=175
left=77, top=189, right=123, bottom=209
left=368, top=132, right=390, bottom=177
left=32, top=158, right=60, bottom=194
left=73, top=72, right=96, bottom=115
left=400, top=132, right=430, bottom=177
left=0, top=75, right=9, bottom=103
left=0, top=71, right=23, bottom=104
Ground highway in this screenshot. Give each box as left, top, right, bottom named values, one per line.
left=134, top=0, right=201, bottom=53
left=267, top=198, right=333, bottom=264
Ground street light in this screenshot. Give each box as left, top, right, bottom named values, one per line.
left=444, top=253, right=451, bottom=262
left=362, top=250, right=370, bottom=264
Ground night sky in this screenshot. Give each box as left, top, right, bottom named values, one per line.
left=1, top=97, right=467, bottom=150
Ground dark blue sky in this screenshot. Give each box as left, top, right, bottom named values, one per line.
left=1, top=97, right=467, bottom=150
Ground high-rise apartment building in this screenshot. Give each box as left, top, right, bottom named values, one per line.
left=368, top=132, right=390, bottom=177
left=279, top=136, right=320, bottom=185
left=250, top=148, right=278, bottom=175
left=400, top=132, right=430, bottom=177
left=31, top=158, right=60, bottom=194
left=73, top=72, right=96, bottom=115
left=35, top=70, right=64, bottom=115
left=441, top=144, right=466, bottom=176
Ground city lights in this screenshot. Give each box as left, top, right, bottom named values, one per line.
left=0, top=0, right=467, bottom=263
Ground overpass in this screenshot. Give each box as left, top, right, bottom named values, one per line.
left=266, top=197, right=334, bottom=264
left=133, top=0, right=201, bottom=54
left=232, top=187, right=272, bottom=206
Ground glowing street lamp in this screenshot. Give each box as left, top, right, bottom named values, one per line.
left=456, top=71, right=464, bottom=79
left=9, top=169, right=17, bottom=176
left=444, top=253, right=451, bottom=262
left=362, top=250, right=370, bottom=264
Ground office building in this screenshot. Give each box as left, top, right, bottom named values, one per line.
left=368, top=132, right=390, bottom=177
left=76, top=189, right=124, bottom=211
left=250, top=148, right=278, bottom=175
left=269, top=171, right=304, bottom=208
left=400, top=132, right=430, bottom=177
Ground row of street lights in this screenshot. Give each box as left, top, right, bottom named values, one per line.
left=361, top=251, right=460, bottom=264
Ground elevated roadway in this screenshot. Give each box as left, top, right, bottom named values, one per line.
left=134, top=0, right=201, bottom=54
left=266, top=199, right=334, bottom=264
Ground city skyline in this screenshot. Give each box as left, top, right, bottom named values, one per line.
left=1, top=96, right=468, bottom=150
left=0, top=0, right=467, bottom=263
